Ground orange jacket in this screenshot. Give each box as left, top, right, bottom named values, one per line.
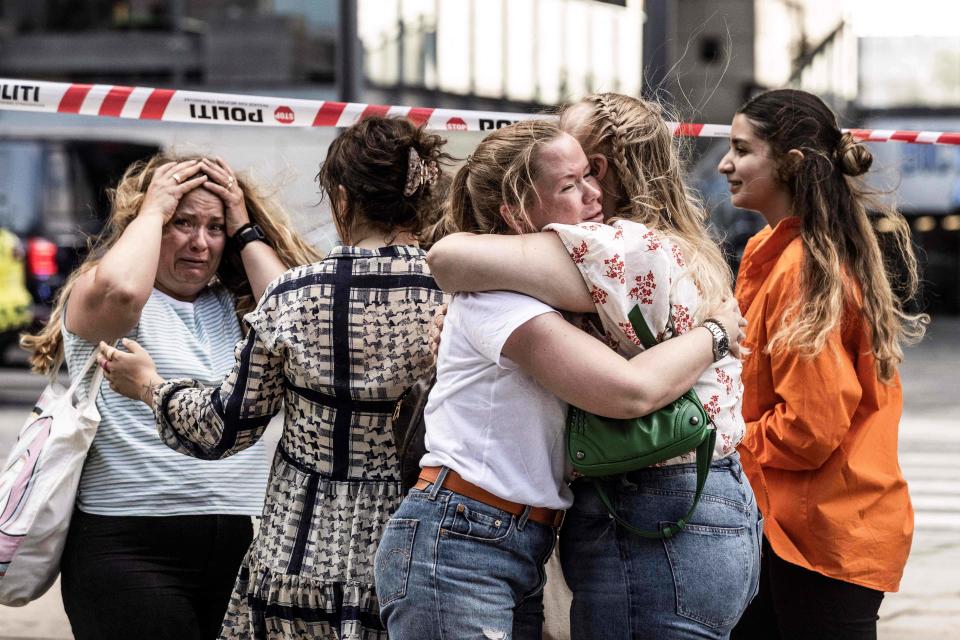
left=735, top=217, right=912, bottom=593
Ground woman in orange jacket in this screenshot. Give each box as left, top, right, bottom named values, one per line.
left=718, top=89, right=929, bottom=639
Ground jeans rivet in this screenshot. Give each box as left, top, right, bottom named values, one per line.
left=457, top=504, right=465, bottom=513
left=494, top=519, right=501, bottom=527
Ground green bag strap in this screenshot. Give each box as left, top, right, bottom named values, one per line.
left=591, top=304, right=716, bottom=539
left=626, top=303, right=712, bottom=419
left=592, top=428, right=717, bottom=539
left=627, top=305, right=657, bottom=349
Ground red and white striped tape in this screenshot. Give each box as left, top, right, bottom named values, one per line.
left=3, top=78, right=959, bottom=144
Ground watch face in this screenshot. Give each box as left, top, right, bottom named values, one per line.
left=720, top=335, right=730, bottom=355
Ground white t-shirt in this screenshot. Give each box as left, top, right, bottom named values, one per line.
left=420, top=291, right=572, bottom=510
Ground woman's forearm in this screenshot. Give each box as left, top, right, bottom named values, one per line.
left=504, top=313, right=715, bottom=419
left=238, top=241, right=288, bottom=302
left=65, top=210, right=166, bottom=344
left=622, top=327, right=715, bottom=413
left=154, top=329, right=284, bottom=460
left=93, top=209, right=165, bottom=308
left=427, top=232, right=595, bottom=312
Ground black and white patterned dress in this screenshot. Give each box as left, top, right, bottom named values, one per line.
left=152, top=245, right=445, bottom=640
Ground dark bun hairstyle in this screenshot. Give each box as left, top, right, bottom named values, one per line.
left=836, top=131, right=872, bottom=177
left=316, top=115, right=452, bottom=237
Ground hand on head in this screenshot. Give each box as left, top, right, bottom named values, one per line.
left=140, top=160, right=207, bottom=223
left=196, top=156, right=250, bottom=236
left=141, top=157, right=250, bottom=234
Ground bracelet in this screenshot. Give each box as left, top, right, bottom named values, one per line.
left=701, top=319, right=730, bottom=362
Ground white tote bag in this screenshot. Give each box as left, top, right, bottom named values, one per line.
left=0, top=351, right=104, bottom=606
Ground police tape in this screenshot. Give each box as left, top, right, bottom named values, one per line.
left=3, top=77, right=960, bottom=145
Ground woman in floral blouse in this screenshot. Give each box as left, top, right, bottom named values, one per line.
left=102, top=116, right=450, bottom=640
left=427, top=94, right=761, bottom=639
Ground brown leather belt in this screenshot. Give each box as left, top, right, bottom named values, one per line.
left=413, top=466, right=565, bottom=529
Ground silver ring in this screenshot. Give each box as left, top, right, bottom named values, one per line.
left=226, top=177, right=235, bottom=189
left=172, top=173, right=182, bottom=184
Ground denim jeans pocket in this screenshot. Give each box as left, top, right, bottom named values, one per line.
left=443, top=499, right=512, bottom=542
left=662, top=522, right=754, bottom=630
left=375, top=518, right=418, bottom=606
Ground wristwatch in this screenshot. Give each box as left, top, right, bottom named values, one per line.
left=231, top=222, right=267, bottom=251
left=701, top=319, right=730, bottom=362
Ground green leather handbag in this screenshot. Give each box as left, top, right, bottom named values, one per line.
left=567, top=305, right=717, bottom=539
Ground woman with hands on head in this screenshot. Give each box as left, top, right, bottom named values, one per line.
left=95, top=155, right=297, bottom=403
left=21, top=152, right=318, bottom=640
left=424, top=94, right=761, bottom=639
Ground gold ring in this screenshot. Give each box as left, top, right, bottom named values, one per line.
left=172, top=173, right=182, bottom=184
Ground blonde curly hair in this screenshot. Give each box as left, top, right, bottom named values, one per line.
left=21, top=152, right=321, bottom=375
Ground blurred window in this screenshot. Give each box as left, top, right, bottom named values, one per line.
left=44, top=0, right=116, bottom=30
left=41, top=147, right=77, bottom=237
left=0, top=141, right=43, bottom=235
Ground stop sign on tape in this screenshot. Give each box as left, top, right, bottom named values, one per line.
left=446, top=117, right=467, bottom=131
left=274, top=106, right=295, bottom=124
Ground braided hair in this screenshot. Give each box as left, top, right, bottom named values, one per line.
left=561, top=92, right=733, bottom=324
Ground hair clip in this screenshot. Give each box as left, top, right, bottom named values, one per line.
left=404, top=147, right=439, bottom=197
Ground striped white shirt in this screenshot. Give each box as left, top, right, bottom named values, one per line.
left=63, top=286, right=268, bottom=516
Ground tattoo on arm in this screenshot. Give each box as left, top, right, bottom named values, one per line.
left=140, top=380, right=156, bottom=406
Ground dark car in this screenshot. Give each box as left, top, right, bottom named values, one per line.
left=0, top=137, right=160, bottom=356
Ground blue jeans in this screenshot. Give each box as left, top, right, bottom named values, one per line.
left=375, top=467, right=557, bottom=640
left=559, top=453, right=763, bottom=639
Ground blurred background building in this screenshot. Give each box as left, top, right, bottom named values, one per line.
left=0, top=0, right=337, bottom=91
left=0, top=0, right=958, bottom=323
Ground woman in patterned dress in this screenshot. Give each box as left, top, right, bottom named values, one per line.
left=102, top=116, right=450, bottom=640
left=375, top=119, right=748, bottom=639
left=21, top=153, right=318, bottom=640
left=425, top=94, right=762, bottom=639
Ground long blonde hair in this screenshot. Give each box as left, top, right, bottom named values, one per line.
left=21, top=152, right=321, bottom=376
left=561, top=93, right=733, bottom=323
left=427, top=120, right=564, bottom=241
left=738, top=89, right=927, bottom=381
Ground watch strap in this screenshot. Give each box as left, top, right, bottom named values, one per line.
left=701, top=319, right=730, bottom=362
left=232, top=222, right=267, bottom=250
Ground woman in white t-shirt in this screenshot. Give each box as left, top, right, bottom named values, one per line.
left=374, top=119, right=744, bottom=640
